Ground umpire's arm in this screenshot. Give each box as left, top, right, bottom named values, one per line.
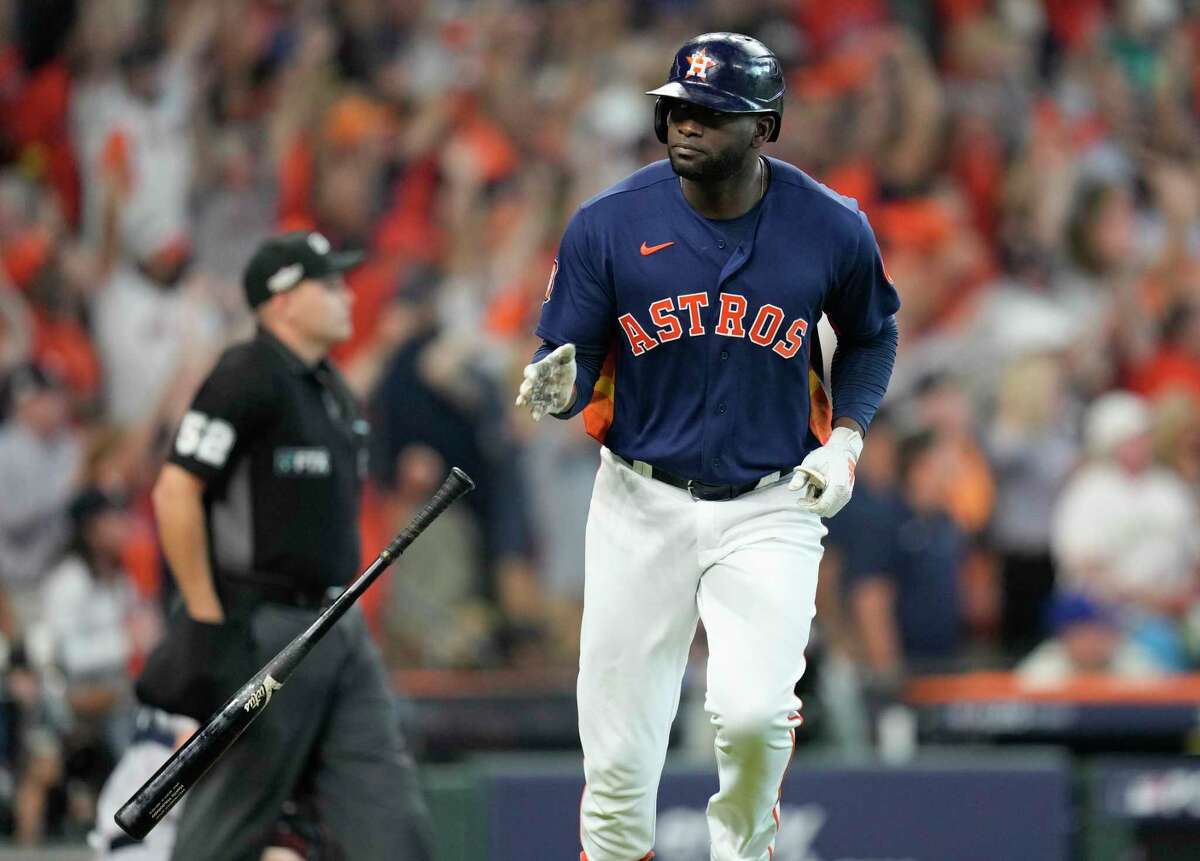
left=153, top=464, right=223, bottom=622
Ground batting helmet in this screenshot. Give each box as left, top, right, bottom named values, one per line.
left=646, top=32, right=785, bottom=144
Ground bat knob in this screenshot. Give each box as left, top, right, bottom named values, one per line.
left=448, top=467, right=476, bottom=493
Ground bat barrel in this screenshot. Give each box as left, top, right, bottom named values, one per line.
left=115, top=682, right=264, bottom=838
left=114, top=468, right=474, bottom=841
left=114, top=765, right=187, bottom=839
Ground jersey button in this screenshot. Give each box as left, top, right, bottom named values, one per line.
left=717, top=403, right=727, bottom=414
left=720, top=350, right=729, bottom=360
left=717, top=239, right=726, bottom=249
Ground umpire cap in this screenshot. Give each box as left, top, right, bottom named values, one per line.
left=646, top=32, right=785, bottom=144
left=243, top=231, right=365, bottom=309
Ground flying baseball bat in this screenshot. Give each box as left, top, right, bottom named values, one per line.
left=114, top=467, right=475, bottom=840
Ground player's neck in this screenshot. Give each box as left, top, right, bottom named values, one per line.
left=680, top=154, right=764, bottom=220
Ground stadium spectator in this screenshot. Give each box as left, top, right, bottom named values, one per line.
left=38, top=487, right=138, bottom=838
left=1149, top=391, right=1200, bottom=488
left=1017, top=592, right=1167, bottom=687
left=0, top=363, right=81, bottom=629
left=1052, top=391, right=1200, bottom=667
left=369, top=279, right=543, bottom=664
left=986, top=354, right=1079, bottom=657
left=817, top=412, right=902, bottom=749
left=378, top=443, right=494, bottom=669
left=844, top=429, right=969, bottom=679
left=1129, top=300, right=1200, bottom=406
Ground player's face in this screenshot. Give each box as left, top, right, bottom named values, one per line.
left=665, top=100, right=760, bottom=182
left=288, top=275, right=354, bottom=346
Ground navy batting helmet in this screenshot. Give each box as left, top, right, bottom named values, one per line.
left=646, top=33, right=785, bottom=144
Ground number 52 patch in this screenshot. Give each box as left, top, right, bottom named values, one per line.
left=175, top=411, right=236, bottom=467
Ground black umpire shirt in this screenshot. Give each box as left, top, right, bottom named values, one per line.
left=168, top=327, right=368, bottom=591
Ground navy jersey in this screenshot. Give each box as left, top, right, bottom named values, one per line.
left=536, top=157, right=900, bottom=485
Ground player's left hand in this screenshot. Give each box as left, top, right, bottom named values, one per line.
left=788, top=426, right=864, bottom=518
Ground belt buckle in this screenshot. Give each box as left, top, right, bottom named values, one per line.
left=688, top=480, right=734, bottom=501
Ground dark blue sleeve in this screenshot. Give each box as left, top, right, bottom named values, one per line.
left=824, top=211, right=901, bottom=431
left=830, top=315, right=898, bottom=431
left=531, top=340, right=607, bottom=419
left=824, top=211, right=901, bottom=339
left=535, top=207, right=612, bottom=346
left=533, top=206, right=614, bottom=419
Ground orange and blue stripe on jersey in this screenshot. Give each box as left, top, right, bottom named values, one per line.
left=582, top=348, right=617, bottom=444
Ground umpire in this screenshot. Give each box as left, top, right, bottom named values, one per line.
left=140, top=231, right=433, bottom=861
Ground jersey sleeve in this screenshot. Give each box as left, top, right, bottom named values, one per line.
left=535, top=206, right=614, bottom=351
left=166, top=354, right=274, bottom=484
left=823, top=210, right=901, bottom=341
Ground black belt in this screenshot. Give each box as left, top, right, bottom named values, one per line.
left=611, top=453, right=793, bottom=501
left=220, top=574, right=342, bottom=610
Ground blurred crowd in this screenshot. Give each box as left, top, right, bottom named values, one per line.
left=0, top=0, right=1197, bottom=844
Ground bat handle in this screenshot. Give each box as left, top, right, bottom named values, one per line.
left=385, top=468, right=474, bottom=558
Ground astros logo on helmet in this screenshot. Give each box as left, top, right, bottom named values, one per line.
left=685, top=49, right=717, bottom=79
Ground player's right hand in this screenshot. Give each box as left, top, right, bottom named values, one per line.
left=515, top=343, right=577, bottom=421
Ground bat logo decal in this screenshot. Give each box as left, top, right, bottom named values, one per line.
left=244, top=675, right=283, bottom=712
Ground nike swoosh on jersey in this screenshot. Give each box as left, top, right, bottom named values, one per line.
left=640, top=241, right=675, bottom=256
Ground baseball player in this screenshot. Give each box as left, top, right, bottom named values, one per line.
left=516, top=33, right=900, bottom=861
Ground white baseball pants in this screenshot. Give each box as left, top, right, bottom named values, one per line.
left=578, top=447, right=825, bottom=861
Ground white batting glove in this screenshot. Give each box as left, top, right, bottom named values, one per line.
left=788, top=426, right=864, bottom=518
left=514, top=343, right=577, bottom=421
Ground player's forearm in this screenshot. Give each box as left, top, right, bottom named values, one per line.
left=829, top=315, right=898, bottom=432
left=152, top=464, right=224, bottom=622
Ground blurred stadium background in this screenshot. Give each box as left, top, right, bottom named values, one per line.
left=0, top=0, right=1199, bottom=858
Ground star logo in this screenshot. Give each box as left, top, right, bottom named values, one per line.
left=685, top=49, right=717, bottom=80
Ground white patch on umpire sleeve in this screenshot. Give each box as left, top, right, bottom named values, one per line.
left=176, top=411, right=237, bottom=467
left=195, top=419, right=236, bottom=467
left=175, top=411, right=208, bottom=456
